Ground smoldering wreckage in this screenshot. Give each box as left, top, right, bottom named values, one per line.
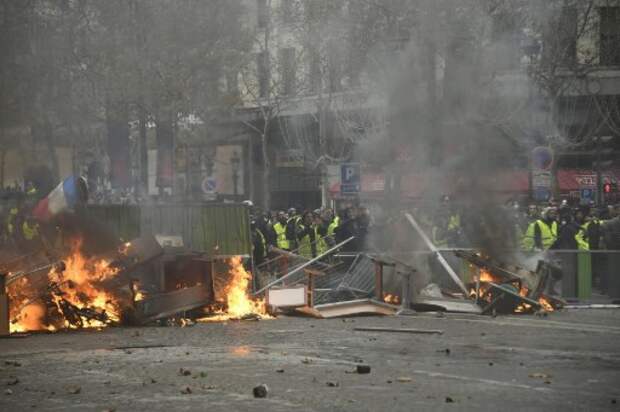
left=0, top=179, right=572, bottom=338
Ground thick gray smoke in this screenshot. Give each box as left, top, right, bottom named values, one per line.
left=352, top=0, right=557, bottom=261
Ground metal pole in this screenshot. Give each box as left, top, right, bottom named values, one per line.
left=404, top=213, right=468, bottom=294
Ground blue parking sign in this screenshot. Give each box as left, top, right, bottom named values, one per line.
left=580, top=188, right=595, bottom=203
left=341, top=163, right=360, bottom=194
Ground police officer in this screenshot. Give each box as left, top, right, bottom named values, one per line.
left=286, top=208, right=300, bottom=251
left=326, top=209, right=340, bottom=247
left=314, top=209, right=329, bottom=256
left=271, top=211, right=290, bottom=251
left=21, top=215, right=40, bottom=252
left=522, top=207, right=558, bottom=251
left=296, top=211, right=318, bottom=259
left=251, top=220, right=267, bottom=267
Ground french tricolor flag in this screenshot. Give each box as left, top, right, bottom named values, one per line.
left=33, top=176, right=89, bottom=222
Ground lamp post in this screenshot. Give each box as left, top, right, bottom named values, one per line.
left=231, top=150, right=240, bottom=198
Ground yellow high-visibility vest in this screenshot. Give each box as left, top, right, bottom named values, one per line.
left=327, top=216, right=340, bottom=237
left=575, top=222, right=590, bottom=251
left=523, top=219, right=557, bottom=251
left=7, top=207, right=18, bottom=234
left=297, top=225, right=319, bottom=259
left=22, top=221, right=39, bottom=241
left=273, top=222, right=290, bottom=250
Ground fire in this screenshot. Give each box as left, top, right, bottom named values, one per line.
left=538, top=296, right=554, bottom=312
left=479, top=270, right=494, bottom=282
left=198, top=256, right=270, bottom=322
left=10, top=303, right=46, bottom=333
left=9, top=239, right=124, bottom=332
left=47, top=242, right=121, bottom=328
left=383, top=293, right=400, bottom=304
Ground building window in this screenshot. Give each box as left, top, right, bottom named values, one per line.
left=226, top=70, right=239, bottom=98
left=280, top=0, right=294, bottom=24
left=600, top=7, right=620, bottom=65
left=328, top=41, right=342, bottom=92
left=279, top=47, right=296, bottom=96
left=256, top=51, right=270, bottom=98
left=559, top=6, right=577, bottom=65
left=308, top=50, right=321, bottom=94
left=257, top=0, right=269, bottom=28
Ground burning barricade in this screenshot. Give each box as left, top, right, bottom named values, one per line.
left=4, top=237, right=269, bottom=335
left=456, top=251, right=564, bottom=315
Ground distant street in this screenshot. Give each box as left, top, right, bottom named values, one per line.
left=2, top=311, right=620, bottom=411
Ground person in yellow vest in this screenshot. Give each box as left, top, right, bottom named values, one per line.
left=251, top=220, right=267, bottom=266
left=296, top=211, right=318, bottom=259
left=446, top=211, right=461, bottom=246
left=6, top=207, right=18, bottom=238
left=25, top=181, right=38, bottom=199
left=575, top=209, right=590, bottom=251
left=20, top=215, right=41, bottom=252
left=519, top=204, right=539, bottom=251
left=327, top=213, right=339, bottom=235
left=314, top=209, right=329, bottom=256
left=22, top=218, right=39, bottom=241
left=432, top=213, right=449, bottom=248
left=522, top=207, right=558, bottom=251
left=286, top=208, right=301, bottom=251
left=271, top=211, right=290, bottom=251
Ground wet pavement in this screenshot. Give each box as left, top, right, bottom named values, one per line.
left=1, top=310, right=620, bottom=411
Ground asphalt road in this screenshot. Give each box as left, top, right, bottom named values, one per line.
left=1, top=310, right=620, bottom=411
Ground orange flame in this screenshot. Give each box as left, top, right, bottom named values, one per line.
left=198, top=256, right=270, bottom=322
left=479, top=270, right=494, bottom=282
left=383, top=293, right=400, bottom=304
left=538, top=296, right=554, bottom=312
left=9, top=239, right=123, bottom=332
left=47, top=242, right=121, bottom=328
left=10, top=303, right=46, bottom=333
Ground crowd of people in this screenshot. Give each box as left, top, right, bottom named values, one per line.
left=510, top=200, right=620, bottom=252
left=248, top=205, right=372, bottom=266
left=0, top=184, right=42, bottom=252
left=411, top=194, right=620, bottom=253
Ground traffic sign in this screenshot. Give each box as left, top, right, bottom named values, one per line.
left=340, top=163, right=360, bottom=194
left=580, top=188, right=595, bottom=202
left=202, top=176, right=217, bottom=194
left=532, top=147, right=554, bottom=171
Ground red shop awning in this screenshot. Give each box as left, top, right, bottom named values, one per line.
left=556, top=169, right=620, bottom=191
left=329, top=170, right=529, bottom=197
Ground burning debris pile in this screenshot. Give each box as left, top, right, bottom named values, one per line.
left=7, top=240, right=135, bottom=333
left=198, top=256, right=270, bottom=322
left=5, top=238, right=269, bottom=334
left=456, top=251, right=564, bottom=315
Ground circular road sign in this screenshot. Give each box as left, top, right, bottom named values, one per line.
left=532, top=146, right=554, bottom=170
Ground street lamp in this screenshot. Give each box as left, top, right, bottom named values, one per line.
left=231, top=150, right=240, bottom=197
